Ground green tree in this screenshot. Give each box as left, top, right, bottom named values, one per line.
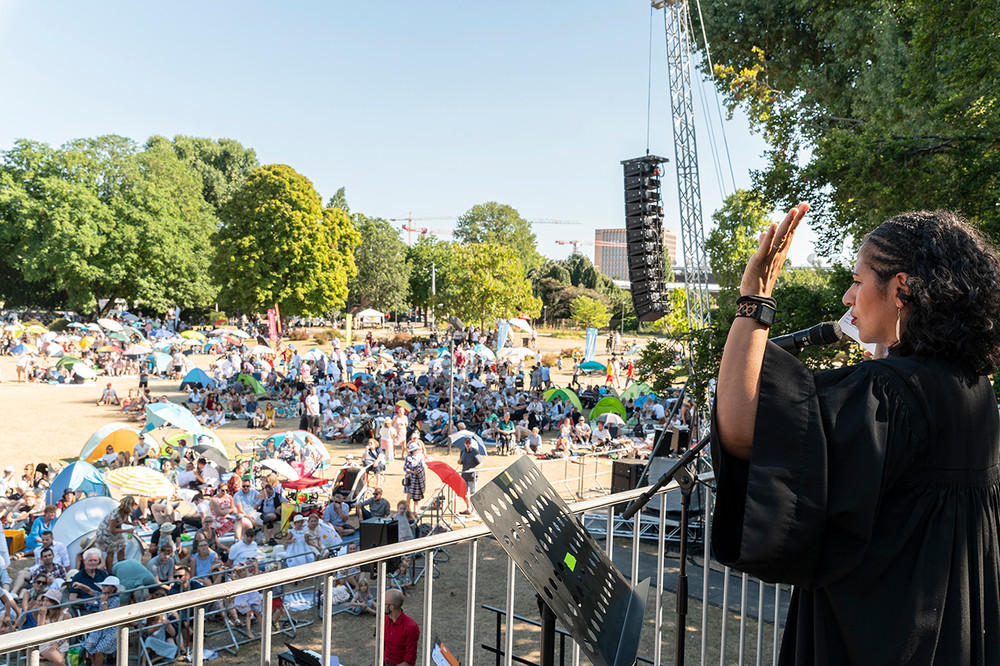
left=698, top=0, right=1000, bottom=252
left=164, top=135, right=259, bottom=214
left=455, top=202, right=543, bottom=273
left=214, top=164, right=359, bottom=316
left=704, top=191, right=772, bottom=292
left=0, top=136, right=217, bottom=314
left=406, top=234, right=454, bottom=324
left=348, top=214, right=411, bottom=312
left=569, top=295, right=611, bottom=330
left=327, top=187, right=350, bottom=213
left=441, top=243, right=541, bottom=329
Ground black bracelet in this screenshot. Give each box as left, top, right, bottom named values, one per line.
left=734, top=295, right=777, bottom=328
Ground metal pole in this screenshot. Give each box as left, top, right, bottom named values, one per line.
left=322, top=575, right=333, bottom=666
left=423, top=549, right=434, bottom=666
left=466, top=540, right=479, bottom=666
left=261, top=589, right=273, bottom=666
left=448, top=337, right=454, bottom=454
left=193, top=606, right=205, bottom=666
left=116, top=626, right=129, bottom=666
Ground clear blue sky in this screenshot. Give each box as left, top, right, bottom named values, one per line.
left=0, top=0, right=818, bottom=265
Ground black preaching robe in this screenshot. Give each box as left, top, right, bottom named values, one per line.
left=712, top=344, right=1000, bottom=665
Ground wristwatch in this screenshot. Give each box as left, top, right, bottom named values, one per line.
left=734, top=296, right=776, bottom=328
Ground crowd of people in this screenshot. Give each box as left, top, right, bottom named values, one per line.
left=1, top=311, right=689, bottom=664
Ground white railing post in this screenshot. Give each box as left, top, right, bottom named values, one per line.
left=322, top=574, right=333, bottom=666
left=261, top=589, right=273, bottom=666
left=193, top=605, right=205, bottom=666
left=116, top=625, right=129, bottom=666
left=504, top=556, right=515, bottom=666
left=423, top=549, right=434, bottom=666
left=465, top=540, right=478, bottom=666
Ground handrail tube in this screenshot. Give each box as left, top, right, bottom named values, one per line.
left=0, top=472, right=712, bottom=653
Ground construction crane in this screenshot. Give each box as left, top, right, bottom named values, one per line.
left=530, top=218, right=581, bottom=226
left=401, top=224, right=454, bottom=239
left=388, top=214, right=458, bottom=245
left=555, top=239, right=626, bottom=255
left=652, top=0, right=713, bottom=331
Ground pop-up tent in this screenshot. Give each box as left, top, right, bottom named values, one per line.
left=237, top=373, right=266, bottom=396
left=79, top=424, right=139, bottom=464
left=179, top=367, right=214, bottom=390
left=44, top=461, right=108, bottom=505
left=355, top=308, right=385, bottom=327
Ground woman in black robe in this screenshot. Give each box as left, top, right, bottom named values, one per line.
left=714, top=207, right=1000, bottom=665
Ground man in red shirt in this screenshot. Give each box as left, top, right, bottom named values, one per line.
left=383, top=589, right=419, bottom=666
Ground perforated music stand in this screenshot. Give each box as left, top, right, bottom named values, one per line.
left=473, top=457, right=649, bottom=666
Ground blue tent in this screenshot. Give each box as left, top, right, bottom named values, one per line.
left=45, top=461, right=108, bottom=505
left=179, top=367, right=214, bottom=390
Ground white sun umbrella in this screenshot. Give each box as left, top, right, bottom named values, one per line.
left=123, top=343, right=152, bottom=355
left=249, top=344, right=274, bottom=356
left=260, top=458, right=301, bottom=481
left=103, top=466, right=176, bottom=498
left=67, top=322, right=86, bottom=329
left=498, top=347, right=535, bottom=361
left=595, top=412, right=626, bottom=426
left=228, top=329, right=251, bottom=339
left=86, top=323, right=103, bottom=333
left=508, top=317, right=534, bottom=333
left=181, top=338, right=202, bottom=347
left=67, top=528, right=143, bottom=567
left=302, top=348, right=326, bottom=362
left=3, top=323, right=24, bottom=332
left=41, top=331, right=57, bottom=342
left=53, top=335, right=70, bottom=343
left=72, top=363, right=97, bottom=379
left=43, top=342, right=65, bottom=357
left=97, top=318, right=124, bottom=332
left=469, top=379, right=487, bottom=389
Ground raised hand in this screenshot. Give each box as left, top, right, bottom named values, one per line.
left=740, top=203, right=810, bottom=297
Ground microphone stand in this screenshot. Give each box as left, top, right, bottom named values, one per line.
left=622, top=432, right=711, bottom=666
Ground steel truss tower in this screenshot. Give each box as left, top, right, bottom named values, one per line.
left=656, top=0, right=712, bottom=331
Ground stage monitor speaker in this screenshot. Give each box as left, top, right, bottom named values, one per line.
left=360, top=517, right=399, bottom=576
left=611, top=459, right=645, bottom=514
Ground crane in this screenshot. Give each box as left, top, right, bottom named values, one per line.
left=401, top=224, right=454, bottom=238
left=555, top=239, right=626, bottom=255
left=389, top=213, right=582, bottom=244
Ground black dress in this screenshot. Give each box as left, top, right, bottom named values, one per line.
left=712, top=344, right=1000, bottom=665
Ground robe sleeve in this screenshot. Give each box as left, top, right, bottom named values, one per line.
left=711, top=343, right=928, bottom=589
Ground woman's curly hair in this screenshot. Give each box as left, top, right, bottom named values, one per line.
left=863, top=210, right=1000, bottom=375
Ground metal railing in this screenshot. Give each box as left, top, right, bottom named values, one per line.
left=0, top=472, right=788, bottom=666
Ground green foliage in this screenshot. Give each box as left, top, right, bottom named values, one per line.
left=406, top=234, right=454, bottom=319
left=569, top=295, right=611, bottom=330
left=327, top=187, right=350, bottom=213
left=455, top=202, right=543, bottom=273
left=348, top=214, right=411, bottom=311
left=651, top=288, right=691, bottom=337
left=705, top=191, right=772, bottom=292
left=214, top=164, right=359, bottom=316
left=700, top=0, right=1000, bottom=252
left=0, top=135, right=217, bottom=314
left=161, top=135, right=259, bottom=214
left=441, top=243, right=541, bottom=329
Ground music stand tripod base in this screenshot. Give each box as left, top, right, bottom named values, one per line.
left=473, top=457, right=649, bottom=666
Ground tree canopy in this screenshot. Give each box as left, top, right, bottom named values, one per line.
left=569, top=295, right=611, bottom=330
left=406, top=234, right=454, bottom=322
left=441, top=243, right=541, bottom=329
left=0, top=135, right=217, bottom=314
left=455, top=202, right=543, bottom=273
left=347, top=213, right=411, bottom=312
left=213, top=164, right=359, bottom=316
left=161, top=135, right=259, bottom=214
left=699, top=0, right=1000, bottom=253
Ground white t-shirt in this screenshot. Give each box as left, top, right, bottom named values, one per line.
left=227, top=540, right=259, bottom=565
left=592, top=427, right=612, bottom=444
left=305, top=394, right=320, bottom=417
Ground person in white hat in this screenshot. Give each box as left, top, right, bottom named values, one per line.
left=284, top=514, right=315, bottom=567
left=402, top=441, right=426, bottom=513
left=82, top=577, right=124, bottom=666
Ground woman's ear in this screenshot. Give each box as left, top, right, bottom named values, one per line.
left=895, top=273, right=912, bottom=308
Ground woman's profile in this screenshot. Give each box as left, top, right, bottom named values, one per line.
left=714, top=207, right=1000, bottom=664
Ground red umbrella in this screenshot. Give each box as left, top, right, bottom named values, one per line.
left=425, top=460, right=468, bottom=501
left=337, top=382, right=358, bottom=392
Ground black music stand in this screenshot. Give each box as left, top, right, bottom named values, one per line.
left=473, top=457, right=649, bottom=666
